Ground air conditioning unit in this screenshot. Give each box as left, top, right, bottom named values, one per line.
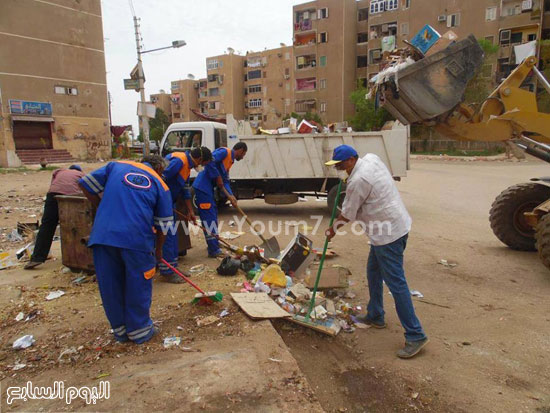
left=245, top=102, right=249, bottom=108
left=500, top=29, right=511, bottom=44
left=372, top=50, right=381, bottom=60
left=284, top=75, right=290, bottom=80
left=193, top=83, right=199, bottom=89
left=522, top=0, right=533, bottom=10
left=437, top=15, right=447, bottom=22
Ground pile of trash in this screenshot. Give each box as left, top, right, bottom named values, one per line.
left=0, top=221, right=45, bottom=270
left=369, top=24, right=458, bottom=106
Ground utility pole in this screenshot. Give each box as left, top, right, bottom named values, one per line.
left=133, top=16, right=150, bottom=156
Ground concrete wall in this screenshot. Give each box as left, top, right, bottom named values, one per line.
left=0, top=0, right=110, bottom=166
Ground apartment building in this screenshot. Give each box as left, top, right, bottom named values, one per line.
left=205, top=53, right=246, bottom=120
left=150, top=91, right=172, bottom=122
left=244, top=46, right=294, bottom=128
left=169, top=79, right=199, bottom=122
left=0, top=0, right=110, bottom=166
left=292, top=0, right=358, bottom=124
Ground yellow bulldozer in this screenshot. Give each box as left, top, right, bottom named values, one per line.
left=375, top=35, right=550, bottom=269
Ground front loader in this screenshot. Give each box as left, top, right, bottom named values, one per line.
left=374, top=35, right=550, bottom=269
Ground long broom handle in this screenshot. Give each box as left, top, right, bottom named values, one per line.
left=305, top=180, right=343, bottom=322
left=173, top=208, right=234, bottom=250
left=160, top=258, right=207, bottom=295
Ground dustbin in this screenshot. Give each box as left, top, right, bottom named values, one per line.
left=55, top=195, right=95, bottom=272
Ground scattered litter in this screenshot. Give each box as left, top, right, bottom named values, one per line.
left=268, top=358, right=282, bottom=363
left=62, top=266, right=71, bottom=274
left=354, top=322, right=370, bottom=329
left=7, top=229, right=23, bottom=242
left=0, top=251, right=18, bottom=270
left=181, top=347, right=200, bottom=352
left=410, top=290, right=424, bottom=298
left=15, top=312, right=24, bottom=322
left=25, top=309, right=39, bottom=322
left=254, top=281, right=271, bottom=294
left=438, top=259, right=457, bottom=268
left=189, top=264, right=206, bottom=275
left=228, top=220, right=236, bottom=227
left=95, top=373, right=111, bottom=379
left=411, top=392, right=420, bottom=400
left=231, top=292, right=291, bottom=319
left=217, top=257, right=240, bottom=276
left=345, top=292, right=356, bottom=299
left=58, top=347, right=78, bottom=362
left=72, top=275, right=90, bottom=285
left=261, top=264, right=287, bottom=288
left=219, top=309, right=229, bottom=318
left=163, top=336, right=182, bottom=348
left=219, top=231, right=245, bottom=240
left=46, top=290, right=65, bottom=300
left=13, top=335, right=35, bottom=350
left=16, top=243, right=34, bottom=260
left=196, top=315, right=220, bottom=327
left=12, top=363, right=26, bottom=371
left=176, top=326, right=184, bottom=331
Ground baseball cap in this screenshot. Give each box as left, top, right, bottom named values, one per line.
left=325, top=145, right=358, bottom=166
left=69, top=164, right=82, bottom=172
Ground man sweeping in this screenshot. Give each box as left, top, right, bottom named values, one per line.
left=325, top=145, right=428, bottom=359
left=79, top=155, right=173, bottom=344
left=25, top=165, right=85, bottom=269
left=192, top=143, right=247, bottom=257
left=159, top=146, right=212, bottom=282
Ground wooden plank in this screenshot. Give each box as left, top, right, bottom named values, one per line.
left=231, top=293, right=291, bottom=319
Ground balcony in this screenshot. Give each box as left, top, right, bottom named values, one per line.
left=294, top=19, right=314, bottom=32
left=368, top=38, right=382, bottom=50
left=296, top=54, right=317, bottom=70
left=295, top=99, right=317, bottom=113
left=296, top=77, right=317, bottom=92
left=294, top=32, right=317, bottom=47
left=500, top=10, right=541, bottom=29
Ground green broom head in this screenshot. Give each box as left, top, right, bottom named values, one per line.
left=191, top=291, right=223, bottom=305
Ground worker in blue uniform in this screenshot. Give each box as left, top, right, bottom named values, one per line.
left=79, top=155, right=173, bottom=344
left=192, top=142, right=248, bottom=257
left=159, top=146, right=212, bottom=282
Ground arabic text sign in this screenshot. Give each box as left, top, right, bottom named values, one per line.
left=9, top=100, right=53, bottom=116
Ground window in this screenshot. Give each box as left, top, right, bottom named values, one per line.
left=358, top=32, right=369, bottom=43
left=248, top=84, right=262, bottom=93
left=263, top=71, right=267, bottom=78
left=486, top=6, right=497, bottom=21
left=249, top=98, right=262, bottom=108
left=320, top=79, right=327, bottom=89
left=485, top=35, right=495, bottom=45
left=447, top=13, right=460, bottom=28
left=163, top=130, right=202, bottom=154
left=358, top=8, right=369, bottom=21
left=285, top=52, right=290, bottom=60
left=369, top=49, right=382, bottom=64
left=171, top=81, right=179, bottom=90
left=296, top=54, right=316, bottom=69
left=357, top=55, right=368, bottom=68
left=319, top=56, right=327, bottom=67
left=214, top=128, right=227, bottom=148
left=400, top=22, right=409, bottom=36
left=296, top=77, right=317, bottom=91
left=208, top=87, right=220, bottom=97
left=511, top=32, right=523, bottom=44
left=248, top=70, right=262, bottom=80
left=528, top=33, right=537, bottom=41
left=54, top=86, right=78, bottom=95
left=207, top=59, right=219, bottom=70
left=500, top=30, right=511, bottom=45
left=318, top=8, right=329, bottom=19
left=481, top=64, right=493, bottom=78
left=370, top=0, right=385, bottom=14
left=385, top=0, right=398, bottom=11
left=319, top=32, right=328, bottom=43
left=403, top=0, right=410, bottom=9
left=320, top=102, right=327, bottom=112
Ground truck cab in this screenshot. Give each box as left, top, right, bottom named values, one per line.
left=160, top=121, right=228, bottom=157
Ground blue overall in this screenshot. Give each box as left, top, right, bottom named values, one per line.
left=159, top=152, right=195, bottom=275
left=79, top=161, right=173, bottom=344
left=192, top=148, right=234, bottom=255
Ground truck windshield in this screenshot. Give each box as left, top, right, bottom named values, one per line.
left=214, top=128, right=227, bottom=148
left=163, top=130, right=203, bottom=155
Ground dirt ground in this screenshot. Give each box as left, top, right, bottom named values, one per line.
left=1, top=158, right=549, bottom=412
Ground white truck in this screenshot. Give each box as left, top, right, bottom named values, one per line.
left=159, top=119, right=409, bottom=212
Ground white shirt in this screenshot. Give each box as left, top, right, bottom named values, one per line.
left=341, top=154, right=411, bottom=246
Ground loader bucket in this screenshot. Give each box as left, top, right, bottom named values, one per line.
left=379, top=35, right=484, bottom=125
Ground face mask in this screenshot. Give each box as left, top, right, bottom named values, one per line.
left=195, top=165, right=204, bottom=173
left=336, top=170, right=348, bottom=181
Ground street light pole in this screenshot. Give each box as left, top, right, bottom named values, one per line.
left=133, top=16, right=150, bottom=156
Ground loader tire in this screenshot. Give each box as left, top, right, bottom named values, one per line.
left=535, top=213, right=550, bottom=270
left=327, top=183, right=347, bottom=214
left=489, top=183, right=550, bottom=251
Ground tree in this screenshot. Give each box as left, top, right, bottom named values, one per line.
left=348, top=84, right=393, bottom=131
left=148, top=108, right=171, bottom=144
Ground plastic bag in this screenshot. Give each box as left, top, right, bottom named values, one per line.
left=261, top=264, right=287, bottom=288
left=216, top=257, right=240, bottom=276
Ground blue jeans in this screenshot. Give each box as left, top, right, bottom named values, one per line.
left=366, top=234, right=426, bottom=342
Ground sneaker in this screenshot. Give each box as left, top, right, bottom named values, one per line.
left=24, top=261, right=43, bottom=270
left=355, top=314, right=387, bottom=329
left=160, top=273, right=185, bottom=284
left=396, top=338, right=429, bottom=359
left=208, top=250, right=225, bottom=258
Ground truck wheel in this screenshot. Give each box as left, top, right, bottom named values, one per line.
left=535, top=213, right=550, bottom=270
left=327, top=183, right=346, bottom=214
left=489, top=183, right=550, bottom=251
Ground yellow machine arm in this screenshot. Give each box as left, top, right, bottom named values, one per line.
left=435, top=56, right=550, bottom=145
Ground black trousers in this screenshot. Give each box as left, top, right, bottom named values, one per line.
left=31, top=192, right=60, bottom=263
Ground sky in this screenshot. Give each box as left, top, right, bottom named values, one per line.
left=101, top=0, right=305, bottom=133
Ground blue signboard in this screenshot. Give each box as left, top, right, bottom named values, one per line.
left=410, top=25, right=441, bottom=55
left=9, top=99, right=53, bottom=116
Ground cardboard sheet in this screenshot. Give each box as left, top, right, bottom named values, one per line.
left=231, top=293, right=291, bottom=319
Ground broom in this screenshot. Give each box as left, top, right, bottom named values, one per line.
left=291, top=179, right=344, bottom=335
left=160, top=258, right=223, bottom=305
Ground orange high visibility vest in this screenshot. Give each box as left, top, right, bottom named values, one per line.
left=169, top=152, right=192, bottom=181
left=221, top=147, right=234, bottom=172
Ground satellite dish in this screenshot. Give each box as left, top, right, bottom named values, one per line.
left=187, top=74, right=195, bottom=80
left=280, top=43, right=286, bottom=47
left=159, top=89, right=166, bottom=93
left=227, top=47, right=235, bottom=54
